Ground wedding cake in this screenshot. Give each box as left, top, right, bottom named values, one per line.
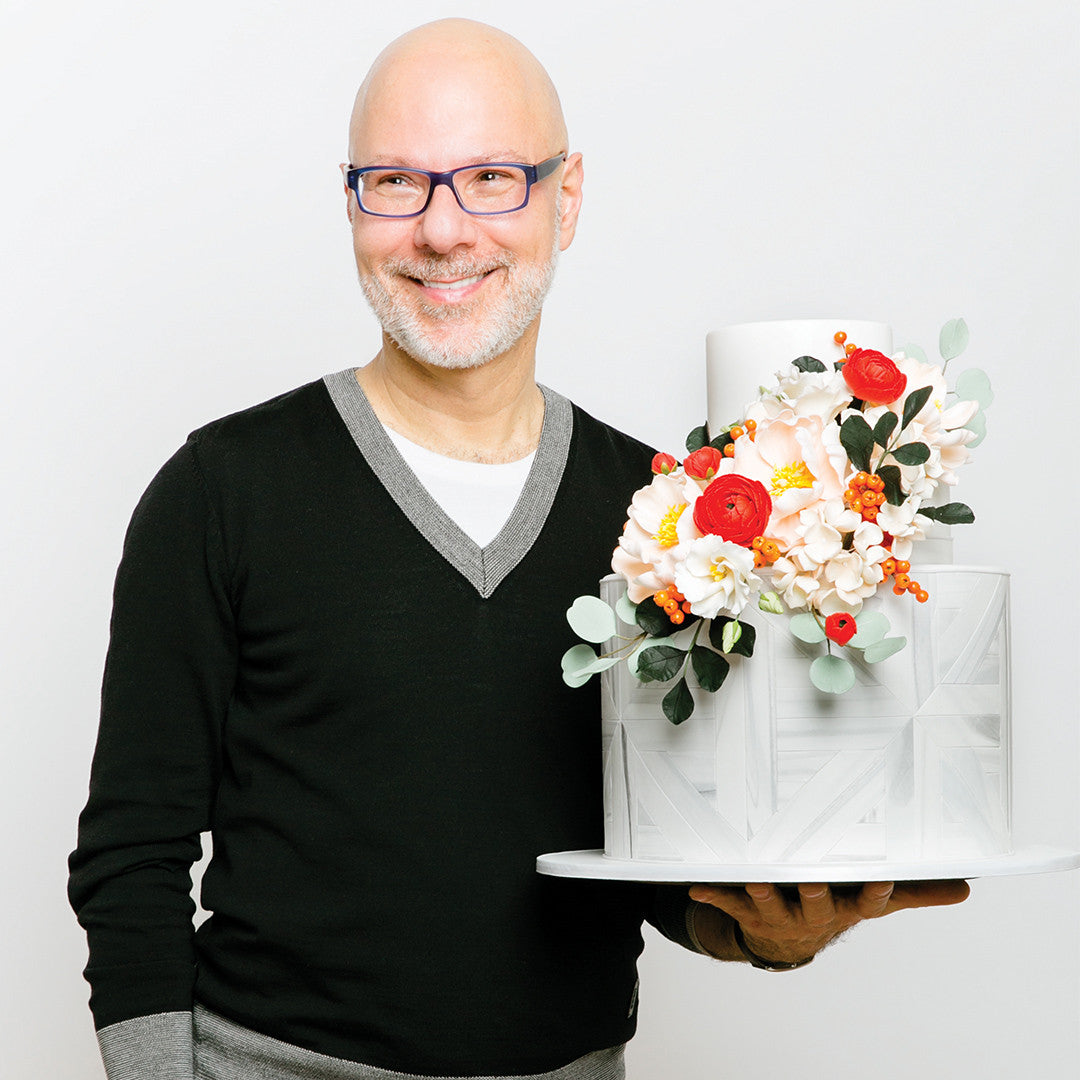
left=562, top=319, right=1011, bottom=873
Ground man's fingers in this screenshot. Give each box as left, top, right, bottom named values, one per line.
left=890, top=879, right=971, bottom=910
left=854, top=882, right=895, bottom=918
left=797, top=883, right=836, bottom=928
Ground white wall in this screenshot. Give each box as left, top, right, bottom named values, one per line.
left=3, top=2, right=1077, bottom=1076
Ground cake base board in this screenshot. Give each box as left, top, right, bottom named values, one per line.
left=536, top=846, right=1080, bottom=883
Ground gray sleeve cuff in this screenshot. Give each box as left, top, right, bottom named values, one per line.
left=97, top=1011, right=194, bottom=1080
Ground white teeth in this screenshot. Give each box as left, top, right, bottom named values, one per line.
left=419, top=273, right=485, bottom=290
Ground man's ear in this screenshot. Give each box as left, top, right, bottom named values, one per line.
left=340, top=163, right=354, bottom=223
left=557, top=152, right=584, bottom=251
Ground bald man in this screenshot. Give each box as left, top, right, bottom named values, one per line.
left=69, top=19, right=966, bottom=1080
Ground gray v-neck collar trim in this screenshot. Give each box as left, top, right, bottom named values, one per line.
left=322, top=369, right=573, bottom=598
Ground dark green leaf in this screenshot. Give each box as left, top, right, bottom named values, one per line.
left=901, top=385, right=933, bottom=431
left=839, top=414, right=875, bottom=474
left=685, top=424, right=708, bottom=453
left=635, top=599, right=676, bottom=637
left=877, top=465, right=905, bottom=505
left=708, top=616, right=756, bottom=657
left=891, top=442, right=930, bottom=466
left=637, top=645, right=686, bottom=683
left=872, top=411, right=898, bottom=447
left=662, top=677, right=695, bottom=724
left=690, top=646, right=730, bottom=692
left=918, top=502, right=975, bottom=525
left=710, top=432, right=734, bottom=452
left=792, top=355, right=827, bottom=374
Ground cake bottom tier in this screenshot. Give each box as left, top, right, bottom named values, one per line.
left=600, top=567, right=1011, bottom=866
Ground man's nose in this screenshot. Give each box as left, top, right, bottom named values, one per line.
left=413, top=181, right=479, bottom=253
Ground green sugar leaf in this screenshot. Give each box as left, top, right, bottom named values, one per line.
left=709, top=616, right=756, bottom=657
left=758, top=590, right=784, bottom=615
left=872, top=411, right=898, bottom=447
left=863, top=636, right=908, bottom=663
left=901, top=342, right=928, bottom=365
left=849, top=610, right=890, bottom=648
left=964, top=409, right=988, bottom=448
left=662, top=677, right=695, bottom=724
left=561, top=644, right=601, bottom=687
left=685, top=424, right=708, bottom=452
left=567, top=595, right=618, bottom=643
left=792, top=355, right=827, bottom=373
left=939, top=318, right=970, bottom=362
left=877, top=465, right=905, bottom=506
left=840, top=414, right=875, bottom=474
left=918, top=502, right=975, bottom=525
left=810, top=655, right=856, bottom=694
left=722, top=619, right=742, bottom=653
left=901, top=385, right=933, bottom=431
left=954, top=367, right=994, bottom=410
left=635, top=599, right=676, bottom=638
left=615, top=591, right=639, bottom=626
left=790, top=612, right=826, bottom=643
left=891, top=441, right=931, bottom=466
left=637, top=644, right=687, bottom=683
left=691, top=645, right=730, bottom=692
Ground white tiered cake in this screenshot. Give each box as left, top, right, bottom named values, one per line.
left=602, top=321, right=1012, bottom=872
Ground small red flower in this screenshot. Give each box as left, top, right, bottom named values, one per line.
left=824, top=612, right=857, bottom=646
left=651, top=452, right=679, bottom=475
left=683, top=446, right=724, bottom=480
left=842, top=348, right=907, bottom=405
left=692, top=474, right=772, bottom=546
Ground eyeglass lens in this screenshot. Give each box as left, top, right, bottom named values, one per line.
left=357, top=165, right=531, bottom=216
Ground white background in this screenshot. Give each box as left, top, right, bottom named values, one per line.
left=3, top=2, right=1077, bottom=1077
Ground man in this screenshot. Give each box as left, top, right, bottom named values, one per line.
left=69, top=19, right=967, bottom=1080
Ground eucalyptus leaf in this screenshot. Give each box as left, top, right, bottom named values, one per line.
left=662, top=678, right=695, bottom=725
left=901, top=342, right=928, bottom=365
left=575, top=654, right=622, bottom=677
left=848, top=610, right=890, bottom=648
left=809, top=655, right=856, bottom=694
left=615, top=591, right=639, bottom=626
left=561, top=644, right=601, bottom=688
left=789, top=612, right=826, bottom=644
left=566, top=595, right=618, bottom=643
left=863, top=636, right=908, bottom=663
left=839, top=414, right=875, bottom=474
left=964, top=409, right=988, bottom=448
left=954, top=367, right=994, bottom=410
left=872, top=411, right=898, bottom=447
left=891, top=441, right=931, bottom=466
left=901, top=385, right=933, bottom=431
left=877, top=464, right=905, bottom=506
left=939, top=317, right=970, bottom=362
left=637, top=644, right=687, bottom=683
left=685, top=424, right=708, bottom=453
left=918, top=502, right=975, bottom=525
left=793, top=355, right=827, bottom=373
left=691, top=645, right=730, bottom=692
left=758, top=590, right=784, bottom=615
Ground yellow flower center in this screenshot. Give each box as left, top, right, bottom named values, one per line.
left=653, top=503, right=687, bottom=548
left=770, top=461, right=816, bottom=497
left=710, top=561, right=730, bottom=583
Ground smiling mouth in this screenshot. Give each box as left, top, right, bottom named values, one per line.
left=415, top=272, right=490, bottom=290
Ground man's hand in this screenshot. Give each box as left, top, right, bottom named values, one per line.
left=687, top=880, right=970, bottom=966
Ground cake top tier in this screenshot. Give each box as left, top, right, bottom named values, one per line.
left=706, top=320, right=892, bottom=434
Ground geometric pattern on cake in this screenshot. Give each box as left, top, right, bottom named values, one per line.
left=601, top=568, right=1011, bottom=866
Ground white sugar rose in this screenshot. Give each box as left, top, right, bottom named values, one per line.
left=673, top=536, right=759, bottom=619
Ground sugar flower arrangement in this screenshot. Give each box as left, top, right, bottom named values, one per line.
left=562, top=319, right=993, bottom=723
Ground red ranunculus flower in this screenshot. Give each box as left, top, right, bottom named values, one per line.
left=824, top=612, right=857, bottom=646
left=842, top=348, right=907, bottom=405
left=683, top=446, right=724, bottom=480
left=651, top=452, right=679, bottom=475
left=692, top=474, right=772, bottom=546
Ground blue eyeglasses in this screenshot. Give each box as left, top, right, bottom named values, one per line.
left=345, top=154, right=565, bottom=218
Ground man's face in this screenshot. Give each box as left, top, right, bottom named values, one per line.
left=346, top=51, right=581, bottom=371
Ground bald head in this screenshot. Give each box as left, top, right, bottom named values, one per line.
left=347, top=19, right=567, bottom=167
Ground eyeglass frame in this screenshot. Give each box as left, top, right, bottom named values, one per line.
left=344, top=154, right=566, bottom=218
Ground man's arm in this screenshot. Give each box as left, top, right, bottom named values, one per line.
left=686, top=880, right=970, bottom=966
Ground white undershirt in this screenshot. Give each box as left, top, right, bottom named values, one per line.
left=384, top=427, right=536, bottom=547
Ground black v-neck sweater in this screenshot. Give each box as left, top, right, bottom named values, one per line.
left=69, top=376, right=681, bottom=1077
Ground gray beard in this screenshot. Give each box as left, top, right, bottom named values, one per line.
left=358, top=211, right=561, bottom=371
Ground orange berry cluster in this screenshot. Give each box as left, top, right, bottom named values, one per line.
left=653, top=586, right=693, bottom=625
left=722, top=418, right=757, bottom=457
left=881, top=558, right=929, bottom=603
left=751, top=535, right=782, bottom=568
left=834, top=330, right=857, bottom=358
left=843, top=471, right=887, bottom=523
